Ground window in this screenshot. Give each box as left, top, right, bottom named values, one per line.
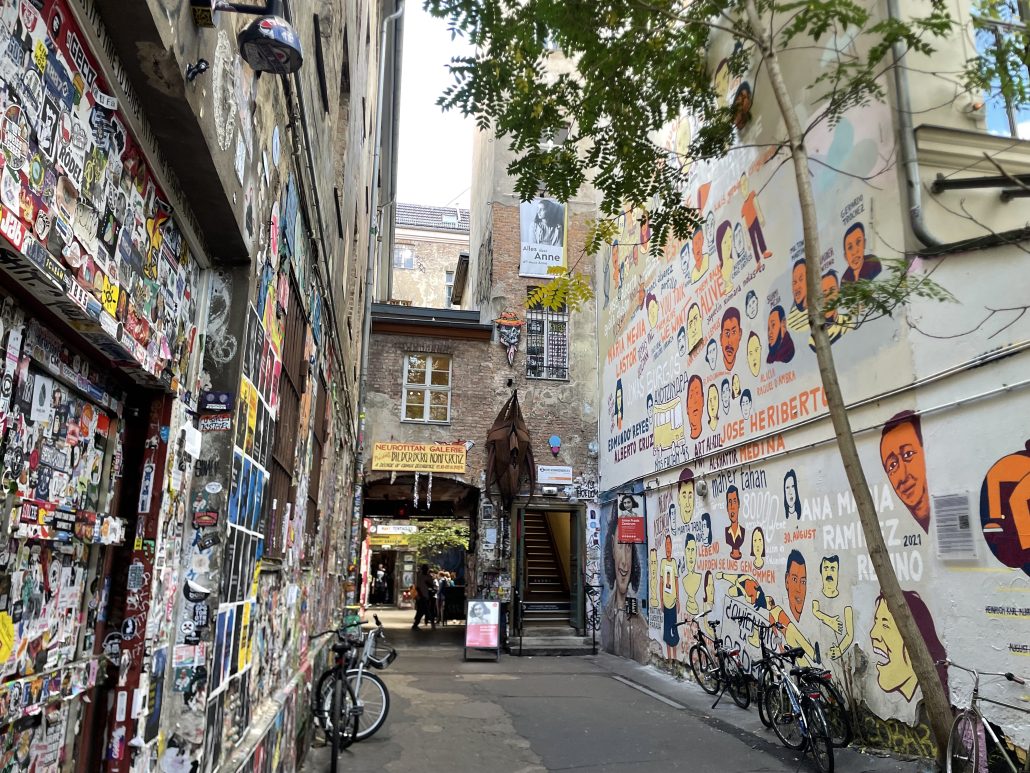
left=526, top=288, right=569, bottom=380
left=445, top=270, right=455, bottom=307
left=402, top=354, right=451, bottom=423
left=393, top=244, right=415, bottom=269
left=974, top=1, right=1030, bottom=139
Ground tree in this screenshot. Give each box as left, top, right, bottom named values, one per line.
left=407, top=519, right=470, bottom=563
left=426, top=0, right=1028, bottom=761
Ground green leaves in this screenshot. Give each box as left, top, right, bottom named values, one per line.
left=525, top=266, right=595, bottom=312
left=407, top=519, right=471, bottom=559
left=829, top=258, right=956, bottom=324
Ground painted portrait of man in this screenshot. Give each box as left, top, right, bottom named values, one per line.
left=880, top=411, right=930, bottom=533
left=686, top=375, right=704, bottom=440
left=720, top=307, right=742, bottom=371
left=787, top=258, right=809, bottom=332
left=785, top=549, right=807, bottom=622
left=841, top=222, right=882, bottom=284
left=767, top=305, right=796, bottom=364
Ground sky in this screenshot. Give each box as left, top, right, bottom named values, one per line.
left=395, top=4, right=475, bottom=209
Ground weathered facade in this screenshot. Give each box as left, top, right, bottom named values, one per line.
left=0, top=1, right=398, bottom=771
left=362, top=121, right=601, bottom=633
left=595, top=0, right=1030, bottom=758
left=390, top=202, right=468, bottom=308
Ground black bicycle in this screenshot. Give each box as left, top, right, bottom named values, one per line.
left=681, top=610, right=750, bottom=709
left=311, top=619, right=365, bottom=765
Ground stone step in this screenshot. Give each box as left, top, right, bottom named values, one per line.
left=512, top=635, right=595, bottom=656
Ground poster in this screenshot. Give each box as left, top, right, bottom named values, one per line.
left=464, top=600, right=500, bottom=649
left=519, top=197, right=566, bottom=277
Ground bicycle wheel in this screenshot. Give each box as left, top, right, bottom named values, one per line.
left=346, top=669, right=390, bottom=740
left=946, top=710, right=982, bottom=773
left=765, top=681, right=806, bottom=750
left=757, top=665, right=777, bottom=728
left=689, top=644, right=720, bottom=695
left=804, top=697, right=834, bottom=773
left=723, top=654, right=751, bottom=709
left=317, top=668, right=358, bottom=750
left=804, top=676, right=852, bottom=748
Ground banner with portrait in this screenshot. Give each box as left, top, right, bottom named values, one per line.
left=519, top=197, right=567, bottom=277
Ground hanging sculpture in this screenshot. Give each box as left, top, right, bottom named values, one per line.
left=494, top=310, right=525, bottom=367
left=484, top=391, right=536, bottom=510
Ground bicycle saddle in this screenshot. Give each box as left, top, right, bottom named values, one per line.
left=782, top=646, right=805, bottom=660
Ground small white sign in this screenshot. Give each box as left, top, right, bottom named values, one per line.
left=537, top=465, right=573, bottom=485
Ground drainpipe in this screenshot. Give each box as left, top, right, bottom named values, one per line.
left=887, top=0, right=1030, bottom=256
left=351, top=0, right=404, bottom=598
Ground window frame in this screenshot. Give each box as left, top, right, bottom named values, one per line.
left=445, top=270, right=455, bottom=307
left=401, top=353, right=452, bottom=424
left=393, top=243, right=415, bottom=270
left=525, top=287, right=570, bottom=381
left=972, top=5, right=1030, bottom=140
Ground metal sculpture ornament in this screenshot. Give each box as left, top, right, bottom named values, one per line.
left=238, top=16, right=303, bottom=75
left=494, top=311, right=524, bottom=367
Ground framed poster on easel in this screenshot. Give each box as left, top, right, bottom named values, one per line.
left=463, top=599, right=501, bottom=661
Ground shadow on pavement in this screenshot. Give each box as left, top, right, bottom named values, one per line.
left=367, top=605, right=466, bottom=649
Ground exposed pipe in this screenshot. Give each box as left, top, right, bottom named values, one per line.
left=887, top=0, right=1030, bottom=256
left=351, top=0, right=405, bottom=597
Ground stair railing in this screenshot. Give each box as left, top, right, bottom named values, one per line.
left=514, top=586, right=524, bottom=656
left=584, top=580, right=601, bottom=656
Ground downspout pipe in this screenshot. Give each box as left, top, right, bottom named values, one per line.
left=887, top=0, right=1030, bottom=256
left=351, top=0, right=404, bottom=595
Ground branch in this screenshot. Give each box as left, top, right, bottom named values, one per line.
left=908, top=306, right=1030, bottom=339
left=982, top=152, right=1030, bottom=194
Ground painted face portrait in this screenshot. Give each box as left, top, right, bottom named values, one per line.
left=713, top=60, right=731, bottom=104
left=785, top=553, right=807, bottom=621
left=751, top=528, right=765, bottom=567
left=647, top=296, right=660, bottom=329
left=613, top=539, right=633, bottom=597
left=719, top=227, right=735, bottom=286
left=705, top=340, right=718, bottom=370
left=721, top=311, right=741, bottom=370
left=731, top=374, right=741, bottom=399
left=740, top=391, right=753, bottom=418
left=679, top=480, right=696, bottom=522
left=647, top=395, right=654, bottom=419
left=677, top=328, right=687, bottom=357
left=685, top=538, right=697, bottom=570
left=844, top=226, right=865, bottom=272
left=821, top=557, right=840, bottom=598
left=733, top=222, right=746, bottom=259
left=691, top=229, right=706, bottom=272
left=747, top=333, right=761, bottom=376
left=880, top=415, right=930, bottom=532
left=687, top=304, right=703, bottom=350
left=701, top=514, right=712, bottom=545
left=784, top=470, right=800, bottom=517
left=727, top=490, right=740, bottom=525
left=706, top=384, right=720, bottom=427
left=792, top=262, right=807, bottom=307
left=745, top=291, right=758, bottom=320
left=686, top=377, right=704, bottom=438
left=704, top=212, right=716, bottom=246
left=869, top=597, right=917, bottom=700
left=768, top=308, right=783, bottom=349
left=720, top=380, right=731, bottom=413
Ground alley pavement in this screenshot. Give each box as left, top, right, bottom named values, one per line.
left=302, top=608, right=933, bottom=773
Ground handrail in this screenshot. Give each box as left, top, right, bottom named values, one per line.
left=584, top=581, right=601, bottom=656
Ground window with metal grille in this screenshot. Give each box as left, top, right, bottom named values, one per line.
left=402, top=354, right=451, bottom=423
left=265, top=273, right=307, bottom=558
left=305, top=375, right=328, bottom=558
left=526, top=287, right=569, bottom=380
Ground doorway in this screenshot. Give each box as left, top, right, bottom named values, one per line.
left=517, top=506, right=585, bottom=634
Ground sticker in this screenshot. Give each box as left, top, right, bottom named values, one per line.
left=201, top=391, right=234, bottom=412
left=193, top=511, right=218, bottom=528
left=182, top=581, right=210, bottom=603
left=91, top=85, right=118, bottom=110
left=271, top=125, right=281, bottom=166
left=204, top=481, right=223, bottom=494
left=198, top=413, right=231, bottom=432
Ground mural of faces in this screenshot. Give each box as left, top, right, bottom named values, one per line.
left=745, top=290, right=758, bottom=319
left=646, top=294, right=659, bottom=329
left=687, top=303, right=703, bottom=351
left=720, top=379, right=731, bottom=414
left=747, top=332, right=762, bottom=376
left=869, top=591, right=947, bottom=703
left=677, top=326, right=687, bottom=357
left=731, top=374, right=741, bottom=399
left=678, top=476, right=696, bottom=523
left=821, top=272, right=840, bottom=322
left=705, top=339, right=718, bottom=370
left=740, top=390, right=753, bottom=418
left=880, top=412, right=929, bottom=532
left=820, top=556, right=840, bottom=598
left=792, top=260, right=807, bottom=308
left=750, top=527, right=766, bottom=569
left=783, top=469, right=801, bottom=519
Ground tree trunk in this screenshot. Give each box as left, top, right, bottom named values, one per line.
left=743, top=0, right=952, bottom=763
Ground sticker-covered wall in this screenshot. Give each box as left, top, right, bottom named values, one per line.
left=597, top=55, right=1030, bottom=756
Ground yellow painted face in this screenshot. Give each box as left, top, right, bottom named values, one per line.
left=678, top=481, right=696, bottom=522
left=748, top=334, right=761, bottom=376
left=685, top=539, right=697, bottom=570
left=732, top=374, right=741, bottom=398
left=752, top=529, right=765, bottom=559
left=687, top=305, right=703, bottom=350
left=648, top=299, right=659, bottom=329
left=707, top=384, right=719, bottom=421
left=870, top=598, right=917, bottom=698
left=720, top=230, right=734, bottom=282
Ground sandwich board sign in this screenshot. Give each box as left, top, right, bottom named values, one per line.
left=464, top=599, right=501, bottom=661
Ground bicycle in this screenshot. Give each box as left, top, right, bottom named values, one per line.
left=942, top=659, right=1029, bottom=773
left=741, top=617, right=852, bottom=748
left=681, top=610, right=751, bottom=709
left=317, top=613, right=397, bottom=742
left=311, top=618, right=364, bottom=765
left=762, top=646, right=835, bottom=772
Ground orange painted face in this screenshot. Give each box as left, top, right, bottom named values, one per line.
left=786, top=560, right=807, bottom=621
left=687, top=378, right=704, bottom=438
left=821, top=275, right=839, bottom=321
left=768, top=310, right=783, bottom=348
left=792, top=263, right=806, bottom=307
left=721, top=315, right=741, bottom=370
left=880, top=422, right=929, bottom=529
left=844, top=227, right=865, bottom=272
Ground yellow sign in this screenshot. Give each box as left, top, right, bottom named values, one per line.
left=371, top=442, right=466, bottom=473
left=370, top=534, right=412, bottom=547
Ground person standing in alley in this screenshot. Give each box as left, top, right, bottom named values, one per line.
left=412, top=564, right=438, bottom=629
left=436, top=570, right=452, bottom=624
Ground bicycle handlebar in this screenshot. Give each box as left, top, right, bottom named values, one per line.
left=938, top=659, right=1028, bottom=686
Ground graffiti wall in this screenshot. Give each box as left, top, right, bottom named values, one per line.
left=597, top=70, right=1030, bottom=750
left=597, top=487, right=650, bottom=663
